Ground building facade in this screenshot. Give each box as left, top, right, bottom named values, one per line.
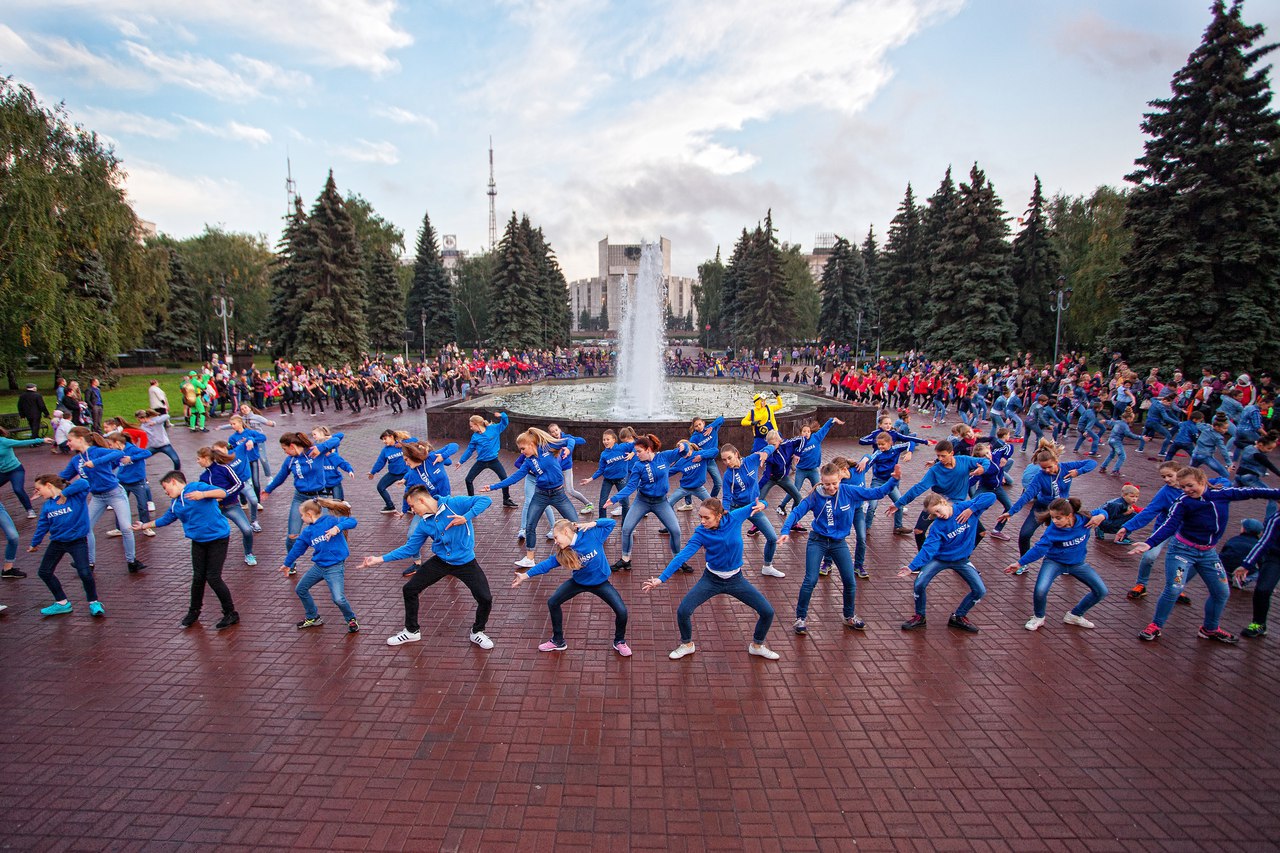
left=569, top=236, right=698, bottom=332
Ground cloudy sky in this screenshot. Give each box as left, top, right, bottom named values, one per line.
left=4, top=0, right=1277, bottom=280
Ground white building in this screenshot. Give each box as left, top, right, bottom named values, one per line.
left=569, top=237, right=698, bottom=332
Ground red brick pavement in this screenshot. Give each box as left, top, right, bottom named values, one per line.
left=2, top=405, right=1279, bottom=850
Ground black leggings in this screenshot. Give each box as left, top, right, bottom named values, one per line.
left=1252, top=556, right=1280, bottom=625
left=465, top=458, right=510, bottom=501
left=191, top=537, right=235, bottom=616
left=402, top=555, right=492, bottom=634
left=547, top=577, right=627, bottom=644
left=37, top=537, right=96, bottom=602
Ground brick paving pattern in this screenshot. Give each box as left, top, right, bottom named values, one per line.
left=2, top=402, right=1279, bottom=850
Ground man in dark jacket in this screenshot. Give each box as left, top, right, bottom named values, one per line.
left=16, top=384, right=48, bottom=438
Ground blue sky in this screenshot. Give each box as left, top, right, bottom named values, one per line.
left=4, top=0, right=1278, bottom=279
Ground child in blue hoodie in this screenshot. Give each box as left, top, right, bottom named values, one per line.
left=460, top=412, right=516, bottom=506
left=282, top=497, right=360, bottom=633
left=898, top=491, right=996, bottom=634
left=582, top=429, right=635, bottom=519
left=135, top=471, right=238, bottom=629
left=1004, top=497, right=1110, bottom=632
left=511, top=518, right=630, bottom=656
left=28, top=474, right=100, bottom=617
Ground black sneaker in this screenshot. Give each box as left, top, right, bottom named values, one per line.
left=180, top=610, right=200, bottom=628
left=296, top=616, right=324, bottom=629
left=503, top=500, right=519, bottom=508
left=1, top=568, right=27, bottom=579
left=1197, top=626, right=1239, bottom=645
left=1176, top=593, right=1192, bottom=607
left=900, top=614, right=927, bottom=631
left=1242, top=622, right=1268, bottom=638
left=127, top=560, right=146, bottom=574
left=948, top=614, right=980, bottom=633
left=679, top=562, right=694, bottom=573
left=347, top=618, right=360, bottom=633
left=516, top=532, right=526, bottom=546
left=855, top=566, right=869, bottom=579
left=379, top=507, right=398, bottom=514
left=611, top=558, right=632, bottom=572
left=215, top=612, right=239, bottom=630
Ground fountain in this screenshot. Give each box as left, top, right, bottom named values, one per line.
left=612, top=242, right=670, bottom=418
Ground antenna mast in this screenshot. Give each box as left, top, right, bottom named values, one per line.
left=286, top=154, right=297, bottom=216
left=487, top=137, right=497, bottom=251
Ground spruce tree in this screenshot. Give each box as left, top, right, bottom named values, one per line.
left=453, top=252, right=494, bottom=347
left=365, top=246, right=405, bottom=354
left=917, top=170, right=958, bottom=351
left=154, top=248, right=201, bottom=357
left=817, top=236, right=861, bottom=344
left=406, top=210, right=454, bottom=356
left=526, top=221, right=570, bottom=348
left=720, top=229, right=751, bottom=350
left=856, top=227, right=881, bottom=351
left=292, top=171, right=368, bottom=364
left=1107, top=0, right=1280, bottom=373
left=1010, top=175, right=1061, bottom=356
left=488, top=213, right=540, bottom=350
left=266, top=197, right=308, bottom=357
left=880, top=184, right=924, bottom=350
left=926, top=163, right=1017, bottom=362
left=730, top=211, right=794, bottom=349
left=74, top=249, right=120, bottom=375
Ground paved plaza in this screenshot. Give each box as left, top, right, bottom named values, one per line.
left=2, top=401, right=1279, bottom=850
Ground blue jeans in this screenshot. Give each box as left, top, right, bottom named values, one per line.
left=521, top=476, right=556, bottom=533
left=88, top=486, right=135, bottom=564
left=797, top=534, right=856, bottom=619
left=989, top=412, right=1007, bottom=438
left=37, top=537, right=95, bottom=602
left=257, top=451, right=272, bottom=479
left=1101, top=439, right=1127, bottom=474
left=1233, top=430, right=1260, bottom=463
left=622, top=495, right=681, bottom=556
left=220, top=503, right=254, bottom=557
left=668, top=485, right=710, bottom=507
left=760, top=476, right=803, bottom=513
left=912, top=559, right=985, bottom=617
left=0, top=466, right=32, bottom=512
left=1164, top=440, right=1195, bottom=461
left=1025, top=421, right=1045, bottom=449
left=526, top=486, right=578, bottom=545
left=977, top=484, right=1012, bottom=516
left=375, top=472, right=403, bottom=510
left=734, top=505, right=778, bottom=564
left=0, top=504, right=18, bottom=562
left=677, top=569, right=774, bottom=644
left=866, top=476, right=902, bottom=529
left=598, top=477, right=629, bottom=519
left=850, top=505, right=868, bottom=569
left=792, top=467, right=820, bottom=505
left=1007, top=412, right=1024, bottom=441
left=1192, top=454, right=1231, bottom=479
left=122, top=481, right=151, bottom=523
left=153, top=444, right=181, bottom=471
left=1016, top=505, right=1049, bottom=556
left=296, top=561, right=356, bottom=621
left=1074, top=419, right=1102, bottom=454
left=707, top=464, right=723, bottom=498
left=1033, top=558, right=1108, bottom=618
left=1152, top=540, right=1229, bottom=630
left=547, top=577, right=627, bottom=644
left=1134, top=539, right=1166, bottom=586
left=1140, top=422, right=1172, bottom=455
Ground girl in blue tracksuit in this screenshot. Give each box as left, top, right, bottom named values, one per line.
left=361, top=487, right=494, bottom=650
left=890, top=440, right=987, bottom=550
left=689, top=416, right=725, bottom=498
left=263, top=432, right=330, bottom=553
left=976, top=430, right=1016, bottom=537
left=213, top=439, right=260, bottom=529
left=780, top=461, right=898, bottom=634
left=227, top=415, right=268, bottom=503
left=898, top=491, right=997, bottom=633
left=1130, top=467, right=1280, bottom=644
left=782, top=417, right=842, bottom=514
left=402, top=440, right=458, bottom=504
left=861, top=413, right=929, bottom=449
left=368, top=429, right=416, bottom=513
left=61, top=426, right=145, bottom=574
left=719, top=443, right=784, bottom=578
left=310, top=427, right=355, bottom=502
left=511, top=518, right=630, bottom=656
left=1099, top=409, right=1140, bottom=476
left=107, top=434, right=153, bottom=527
left=1005, top=497, right=1109, bottom=631
left=997, top=442, right=1096, bottom=561
left=486, top=428, right=577, bottom=568
left=1164, top=412, right=1204, bottom=461
left=1138, top=392, right=1180, bottom=456
left=197, top=446, right=255, bottom=566
left=605, top=435, right=687, bottom=572
left=28, top=475, right=99, bottom=617
left=135, top=470, right=238, bottom=629
left=1236, top=434, right=1279, bottom=518
left=643, top=498, right=780, bottom=662
left=582, top=429, right=634, bottom=519
left=1006, top=389, right=1026, bottom=444
left=858, top=432, right=912, bottom=532
left=667, top=443, right=720, bottom=509
left=1191, top=414, right=1233, bottom=479
left=1073, top=401, right=1106, bottom=456
left=549, top=424, right=593, bottom=512
left=1114, top=461, right=1187, bottom=600
left=759, top=430, right=806, bottom=515
left=282, top=497, right=359, bottom=632
left=460, top=413, right=513, bottom=504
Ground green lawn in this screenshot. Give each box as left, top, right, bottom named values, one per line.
left=0, top=358, right=273, bottom=426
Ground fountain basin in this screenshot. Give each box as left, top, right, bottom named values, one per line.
left=426, top=377, right=879, bottom=461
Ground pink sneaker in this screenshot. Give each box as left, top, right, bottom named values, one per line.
left=538, top=640, right=567, bottom=652
left=613, top=641, right=632, bottom=657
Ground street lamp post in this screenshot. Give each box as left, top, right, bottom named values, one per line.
left=1050, top=274, right=1072, bottom=365
left=420, top=309, right=427, bottom=363
left=855, top=310, right=864, bottom=360
left=211, top=279, right=234, bottom=367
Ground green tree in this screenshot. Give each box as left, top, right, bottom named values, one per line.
left=162, top=226, right=273, bottom=357
left=346, top=192, right=405, bottom=352
left=857, top=227, right=881, bottom=351
left=880, top=184, right=924, bottom=350
left=454, top=251, right=494, bottom=347
left=1107, top=0, right=1280, bottom=373
left=72, top=249, right=120, bottom=379
left=293, top=171, right=368, bottom=364
left=525, top=219, right=570, bottom=348
left=406, top=210, right=454, bottom=355
left=693, top=249, right=725, bottom=347
left=1047, top=186, right=1131, bottom=355
left=724, top=211, right=794, bottom=349
left=266, top=198, right=309, bottom=357
left=151, top=248, right=201, bottom=357
left=917, top=170, right=959, bottom=351
left=817, top=236, right=861, bottom=344
left=783, top=244, right=820, bottom=342
left=488, top=213, right=540, bottom=350
left=1010, top=175, right=1061, bottom=356
left=926, top=163, right=1017, bottom=361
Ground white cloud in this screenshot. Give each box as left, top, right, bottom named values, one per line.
left=120, top=159, right=248, bottom=236
left=11, top=0, right=412, bottom=74
left=66, top=106, right=271, bottom=146
left=0, top=24, right=150, bottom=89
left=372, top=104, right=439, bottom=132
left=178, top=116, right=272, bottom=146
left=123, top=42, right=309, bottom=101
left=335, top=139, right=399, bottom=165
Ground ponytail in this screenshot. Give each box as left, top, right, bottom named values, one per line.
left=1041, top=496, right=1082, bottom=523
left=197, top=446, right=236, bottom=465
left=634, top=433, right=662, bottom=452
left=551, top=520, right=583, bottom=571
left=279, top=432, right=314, bottom=450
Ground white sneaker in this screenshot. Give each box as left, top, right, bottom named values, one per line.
left=545, top=531, right=555, bottom=541
left=26, top=509, right=37, bottom=519
left=668, top=642, right=696, bottom=660
left=470, top=631, right=495, bottom=650
left=514, top=556, right=536, bottom=568
left=257, top=504, right=265, bottom=511
left=387, top=630, right=422, bottom=646
left=748, top=643, right=780, bottom=660
left=761, top=565, right=785, bottom=578
left=0, top=603, right=7, bottom=612
left=142, top=528, right=156, bottom=538
left=609, top=506, right=623, bottom=517
left=146, top=501, right=156, bottom=512
left=676, top=503, right=692, bottom=512
left=1024, top=616, right=1046, bottom=631
left=106, top=529, right=122, bottom=538
left=1063, top=612, right=1095, bottom=629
